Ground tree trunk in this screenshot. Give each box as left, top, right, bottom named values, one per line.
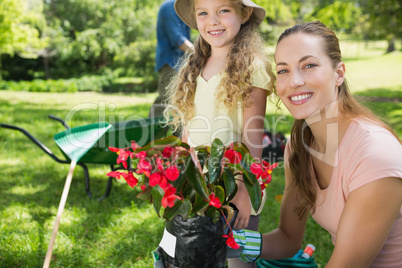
left=0, top=56, right=2, bottom=80
left=386, top=37, right=395, bottom=53
left=43, top=57, right=51, bottom=80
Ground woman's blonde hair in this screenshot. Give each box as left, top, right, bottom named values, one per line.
left=276, top=21, right=401, bottom=219
left=164, top=0, right=275, bottom=132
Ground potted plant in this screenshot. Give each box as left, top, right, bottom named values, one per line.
left=107, top=136, right=277, bottom=267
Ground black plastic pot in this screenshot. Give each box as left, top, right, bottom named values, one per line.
left=160, top=215, right=227, bottom=268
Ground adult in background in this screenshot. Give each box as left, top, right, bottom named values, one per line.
left=148, top=0, right=193, bottom=118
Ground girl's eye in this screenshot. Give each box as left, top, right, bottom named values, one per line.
left=277, top=69, right=287, bottom=75
left=198, top=11, right=207, bottom=16
left=220, top=9, right=230, bottom=13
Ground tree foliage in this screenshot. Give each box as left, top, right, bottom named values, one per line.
left=358, top=0, right=402, bottom=52
left=1, top=0, right=161, bottom=80
left=0, top=0, right=47, bottom=79
left=0, top=0, right=399, bottom=82
left=304, top=1, right=361, bottom=32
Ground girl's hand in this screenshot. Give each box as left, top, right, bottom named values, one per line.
left=231, top=178, right=251, bottom=229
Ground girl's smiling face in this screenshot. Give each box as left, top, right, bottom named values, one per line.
left=275, top=33, right=345, bottom=120
left=194, top=0, right=251, bottom=54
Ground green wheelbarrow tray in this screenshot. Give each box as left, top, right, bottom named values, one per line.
left=56, top=117, right=167, bottom=164
left=0, top=115, right=168, bottom=200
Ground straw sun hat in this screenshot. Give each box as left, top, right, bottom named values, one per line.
left=174, top=0, right=266, bottom=30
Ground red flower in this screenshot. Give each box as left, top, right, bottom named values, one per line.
left=251, top=161, right=278, bottom=181
left=137, top=158, right=152, bottom=177
left=260, top=181, right=269, bottom=191
left=224, top=149, right=242, bottom=164
left=109, top=147, right=130, bottom=169
left=223, top=234, right=240, bottom=249
left=108, top=147, right=120, bottom=153
left=135, top=151, right=147, bottom=159
left=126, top=172, right=138, bottom=188
left=209, top=193, right=222, bottom=208
left=121, top=171, right=138, bottom=188
left=140, top=185, right=146, bottom=191
left=106, top=171, right=123, bottom=179
left=162, top=146, right=174, bottom=158
left=131, top=141, right=139, bottom=151
left=162, top=186, right=181, bottom=208
left=165, top=165, right=180, bottom=181
left=156, top=157, right=164, bottom=171
left=149, top=172, right=169, bottom=189
left=149, top=172, right=162, bottom=187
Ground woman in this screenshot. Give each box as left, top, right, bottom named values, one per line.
left=231, top=21, right=402, bottom=267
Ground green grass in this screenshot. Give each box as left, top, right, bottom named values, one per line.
left=0, top=38, right=401, bottom=267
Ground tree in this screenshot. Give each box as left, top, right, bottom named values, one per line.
left=358, top=0, right=402, bottom=53
left=42, top=0, right=160, bottom=78
left=0, top=0, right=47, bottom=79
left=304, top=1, right=361, bottom=33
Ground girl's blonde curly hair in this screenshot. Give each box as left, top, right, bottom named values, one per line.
left=164, top=1, right=275, bottom=132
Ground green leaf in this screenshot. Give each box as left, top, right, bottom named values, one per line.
left=197, top=151, right=208, bottom=171
left=208, top=138, right=224, bottom=184
left=171, top=172, right=186, bottom=191
left=141, top=135, right=181, bottom=150
left=240, top=154, right=258, bottom=185
left=163, top=199, right=192, bottom=221
left=243, top=174, right=262, bottom=212
left=136, top=186, right=152, bottom=201
left=205, top=207, right=221, bottom=223
left=180, top=142, right=191, bottom=150
left=232, top=141, right=250, bottom=155
left=185, top=156, right=209, bottom=200
left=214, top=185, right=225, bottom=205
left=223, top=169, right=237, bottom=198
left=151, top=186, right=164, bottom=217
left=192, top=192, right=209, bottom=213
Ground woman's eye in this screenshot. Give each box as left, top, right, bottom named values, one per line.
left=304, top=63, right=317, bottom=69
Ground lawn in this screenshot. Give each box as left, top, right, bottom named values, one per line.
left=0, top=39, right=401, bottom=267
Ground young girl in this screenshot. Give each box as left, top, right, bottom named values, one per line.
left=230, top=21, right=402, bottom=267
left=165, top=0, right=274, bottom=267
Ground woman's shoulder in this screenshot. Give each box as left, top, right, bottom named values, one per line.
left=347, top=118, right=400, bottom=144
left=340, top=118, right=402, bottom=191
left=342, top=117, right=401, bottom=168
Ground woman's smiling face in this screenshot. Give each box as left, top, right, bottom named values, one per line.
left=274, top=33, right=345, bottom=120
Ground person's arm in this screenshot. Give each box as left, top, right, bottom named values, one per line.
left=164, top=8, right=193, bottom=52
left=231, top=87, right=266, bottom=229
left=181, top=125, right=189, bottom=144
left=178, top=40, right=194, bottom=53
left=259, top=151, right=308, bottom=260
left=326, top=177, right=402, bottom=267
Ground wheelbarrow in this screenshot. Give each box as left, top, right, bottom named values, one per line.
left=0, top=114, right=168, bottom=200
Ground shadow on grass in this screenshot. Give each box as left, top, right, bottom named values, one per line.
left=353, top=86, right=402, bottom=99
left=353, top=87, right=402, bottom=136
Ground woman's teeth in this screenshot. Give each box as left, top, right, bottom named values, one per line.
left=291, top=93, right=312, bottom=101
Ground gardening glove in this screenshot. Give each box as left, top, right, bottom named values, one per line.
left=151, top=247, right=165, bottom=268
left=229, top=229, right=262, bottom=263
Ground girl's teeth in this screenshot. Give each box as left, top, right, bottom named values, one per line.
left=210, top=30, right=223, bottom=34
left=291, top=94, right=312, bottom=101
